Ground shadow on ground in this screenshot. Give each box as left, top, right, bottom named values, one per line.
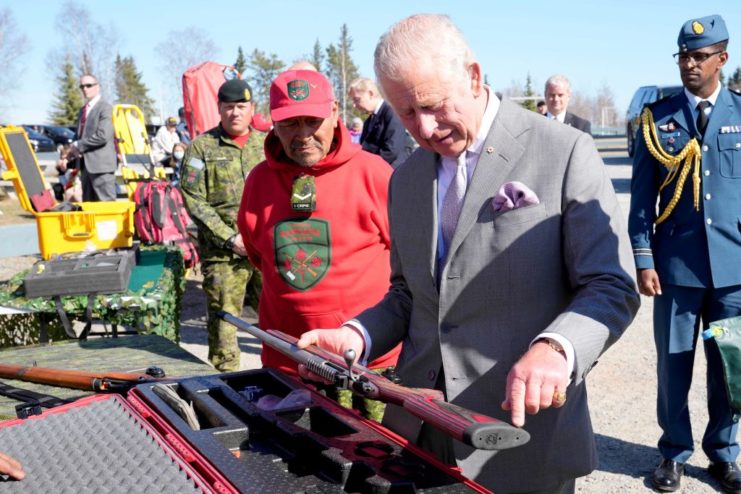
left=595, top=433, right=720, bottom=491
left=179, top=278, right=261, bottom=358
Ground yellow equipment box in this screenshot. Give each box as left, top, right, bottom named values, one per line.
left=0, top=125, right=134, bottom=259
left=112, top=104, right=167, bottom=200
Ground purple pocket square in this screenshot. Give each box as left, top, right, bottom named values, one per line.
left=493, top=181, right=540, bottom=212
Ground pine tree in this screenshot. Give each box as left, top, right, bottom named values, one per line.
left=246, top=49, right=286, bottom=115
left=234, top=46, right=247, bottom=75
left=309, top=39, right=324, bottom=74
left=326, top=24, right=359, bottom=123
left=521, top=74, right=536, bottom=111
left=729, top=67, right=741, bottom=90
left=114, top=54, right=156, bottom=122
left=49, top=59, right=84, bottom=126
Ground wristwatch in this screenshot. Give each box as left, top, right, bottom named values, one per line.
left=224, top=234, right=237, bottom=250
left=538, top=337, right=566, bottom=358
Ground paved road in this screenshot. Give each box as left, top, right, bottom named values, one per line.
left=180, top=138, right=723, bottom=492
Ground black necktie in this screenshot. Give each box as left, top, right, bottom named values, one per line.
left=696, top=100, right=711, bottom=136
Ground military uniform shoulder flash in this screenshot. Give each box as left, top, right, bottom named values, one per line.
left=182, top=157, right=205, bottom=189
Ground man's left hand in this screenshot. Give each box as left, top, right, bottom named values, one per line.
left=501, top=341, right=569, bottom=427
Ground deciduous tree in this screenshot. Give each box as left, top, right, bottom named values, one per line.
left=0, top=8, right=29, bottom=119
left=155, top=27, right=218, bottom=115
left=51, top=1, right=119, bottom=99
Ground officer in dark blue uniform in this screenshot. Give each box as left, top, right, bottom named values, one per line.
left=629, top=14, right=741, bottom=493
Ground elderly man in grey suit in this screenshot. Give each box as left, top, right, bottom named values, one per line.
left=299, top=14, right=639, bottom=494
left=69, top=74, right=117, bottom=201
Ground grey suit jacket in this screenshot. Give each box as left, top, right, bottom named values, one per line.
left=356, top=100, right=638, bottom=492
left=77, top=100, right=117, bottom=174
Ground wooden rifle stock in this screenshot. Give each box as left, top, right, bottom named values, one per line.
left=0, top=363, right=161, bottom=393
left=218, top=311, right=530, bottom=451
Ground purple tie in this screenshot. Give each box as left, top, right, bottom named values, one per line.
left=441, top=152, right=467, bottom=251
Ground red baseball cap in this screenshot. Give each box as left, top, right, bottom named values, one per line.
left=270, top=70, right=334, bottom=122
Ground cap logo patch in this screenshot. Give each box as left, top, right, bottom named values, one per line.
left=692, top=21, right=705, bottom=35
left=287, top=79, right=309, bottom=101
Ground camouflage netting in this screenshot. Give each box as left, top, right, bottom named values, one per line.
left=0, top=246, right=185, bottom=347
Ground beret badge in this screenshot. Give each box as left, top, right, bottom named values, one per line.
left=692, top=21, right=705, bottom=35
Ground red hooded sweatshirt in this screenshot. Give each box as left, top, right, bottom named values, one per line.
left=237, top=121, right=401, bottom=373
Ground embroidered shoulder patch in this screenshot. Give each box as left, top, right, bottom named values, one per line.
left=274, top=218, right=330, bottom=290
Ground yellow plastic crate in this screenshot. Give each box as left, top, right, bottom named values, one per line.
left=34, top=201, right=134, bottom=259
left=0, top=125, right=135, bottom=259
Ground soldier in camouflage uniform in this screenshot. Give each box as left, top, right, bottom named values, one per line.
left=180, top=78, right=264, bottom=371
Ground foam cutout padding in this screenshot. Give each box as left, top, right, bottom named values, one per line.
left=0, top=395, right=203, bottom=492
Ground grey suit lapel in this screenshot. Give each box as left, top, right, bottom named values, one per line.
left=415, top=151, right=440, bottom=281
left=447, top=100, right=527, bottom=259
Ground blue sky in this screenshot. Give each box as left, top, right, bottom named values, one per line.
left=5, top=0, right=741, bottom=125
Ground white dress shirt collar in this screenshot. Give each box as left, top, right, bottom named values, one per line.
left=684, top=84, right=721, bottom=109
left=86, top=94, right=101, bottom=112
left=546, top=111, right=565, bottom=123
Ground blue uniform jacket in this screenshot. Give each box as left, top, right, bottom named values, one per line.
left=629, top=87, right=741, bottom=288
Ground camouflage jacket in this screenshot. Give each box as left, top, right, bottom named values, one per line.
left=180, top=125, right=264, bottom=261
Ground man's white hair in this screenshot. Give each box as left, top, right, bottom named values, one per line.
left=545, top=74, right=571, bottom=92
left=374, top=14, right=475, bottom=89
left=348, top=77, right=378, bottom=93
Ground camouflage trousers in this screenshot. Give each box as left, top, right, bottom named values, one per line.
left=202, top=257, right=261, bottom=372
left=322, top=367, right=391, bottom=422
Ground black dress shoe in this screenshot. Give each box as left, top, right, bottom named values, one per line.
left=708, top=462, right=741, bottom=494
left=652, top=459, right=684, bottom=492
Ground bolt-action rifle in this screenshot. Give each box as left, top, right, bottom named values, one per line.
left=218, top=311, right=530, bottom=451
left=0, top=364, right=165, bottom=393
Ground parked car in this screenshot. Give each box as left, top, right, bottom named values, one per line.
left=625, top=85, right=683, bottom=156
left=40, top=125, right=75, bottom=148
left=21, top=126, right=56, bottom=153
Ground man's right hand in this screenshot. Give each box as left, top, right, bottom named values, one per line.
left=297, top=326, right=366, bottom=381
left=231, top=233, right=249, bottom=257
left=0, top=452, right=25, bottom=480
left=638, top=268, right=662, bottom=296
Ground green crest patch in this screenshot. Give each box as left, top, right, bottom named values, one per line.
left=287, top=79, right=309, bottom=101
left=274, top=218, right=330, bottom=290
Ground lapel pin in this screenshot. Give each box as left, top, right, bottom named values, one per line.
left=486, top=146, right=494, bottom=154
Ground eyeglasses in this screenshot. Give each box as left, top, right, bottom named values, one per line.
left=673, top=50, right=724, bottom=65
left=79, top=83, right=98, bottom=89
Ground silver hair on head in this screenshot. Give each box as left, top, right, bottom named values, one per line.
left=373, top=14, right=475, bottom=89
left=545, top=74, right=571, bottom=91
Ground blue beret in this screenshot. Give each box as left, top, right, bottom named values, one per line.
left=678, top=15, right=729, bottom=52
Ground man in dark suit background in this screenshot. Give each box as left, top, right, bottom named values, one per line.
left=300, top=13, right=638, bottom=493
left=544, top=74, right=592, bottom=135
left=69, top=74, right=117, bottom=201
left=348, top=77, right=413, bottom=168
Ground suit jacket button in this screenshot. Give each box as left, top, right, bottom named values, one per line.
left=427, top=369, right=436, bottom=381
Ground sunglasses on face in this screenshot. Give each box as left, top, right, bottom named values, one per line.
left=79, top=83, right=98, bottom=89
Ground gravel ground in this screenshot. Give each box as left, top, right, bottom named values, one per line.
left=0, top=138, right=726, bottom=492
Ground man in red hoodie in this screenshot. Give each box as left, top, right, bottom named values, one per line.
left=237, top=69, right=400, bottom=419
